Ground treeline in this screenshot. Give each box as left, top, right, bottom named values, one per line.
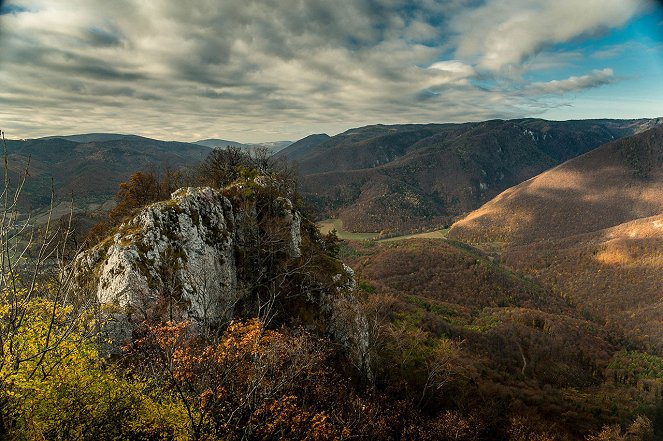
left=82, top=146, right=297, bottom=246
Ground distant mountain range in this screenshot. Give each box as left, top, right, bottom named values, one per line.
left=277, top=118, right=661, bottom=233
left=194, top=138, right=292, bottom=153
left=39, top=133, right=136, bottom=143
left=37, top=133, right=293, bottom=153
left=4, top=134, right=210, bottom=213
left=450, top=124, right=663, bottom=352
left=6, top=119, right=661, bottom=231
left=3, top=133, right=292, bottom=214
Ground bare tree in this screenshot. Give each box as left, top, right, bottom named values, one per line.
left=0, top=130, right=95, bottom=431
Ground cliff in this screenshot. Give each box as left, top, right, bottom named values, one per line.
left=74, top=182, right=362, bottom=358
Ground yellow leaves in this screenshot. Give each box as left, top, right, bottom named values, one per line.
left=0, top=285, right=96, bottom=388
left=222, top=318, right=273, bottom=357
left=0, top=294, right=190, bottom=439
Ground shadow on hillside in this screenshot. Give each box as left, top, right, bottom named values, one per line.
left=456, top=129, right=663, bottom=353
left=503, top=215, right=663, bottom=353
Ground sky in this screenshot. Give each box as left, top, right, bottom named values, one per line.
left=1, top=0, right=662, bottom=143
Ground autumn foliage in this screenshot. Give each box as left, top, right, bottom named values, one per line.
left=2, top=143, right=660, bottom=440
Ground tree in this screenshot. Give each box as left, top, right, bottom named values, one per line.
left=0, top=130, right=92, bottom=434
left=84, top=168, right=186, bottom=247
left=197, top=146, right=250, bottom=189
left=109, top=171, right=166, bottom=223
left=127, top=319, right=343, bottom=440
left=0, top=292, right=189, bottom=440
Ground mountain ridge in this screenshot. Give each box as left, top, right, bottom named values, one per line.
left=283, top=118, right=660, bottom=233
left=448, top=124, right=663, bottom=353
left=4, top=135, right=210, bottom=211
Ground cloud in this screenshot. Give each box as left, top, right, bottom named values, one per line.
left=591, top=43, right=636, bottom=59
left=85, top=25, right=125, bottom=48
left=0, top=4, right=29, bottom=15
left=452, top=0, right=652, bottom=72
left=527, top=68, right=616, bottom=94
left=0, top=0, right=654, bottom=142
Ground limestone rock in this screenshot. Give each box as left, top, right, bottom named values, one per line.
left=75, top=185, right=368, bottom=374
left=76, top=186, right=302, bottom=325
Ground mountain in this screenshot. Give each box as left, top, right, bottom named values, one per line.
left=195, top=138, right=292, bottom=153
left=282, top=118, right=659, bottom=233
left=449, top=125, right=663, bottom=245
left=275, top=133, right=330, bottom=161
left=40, top=133, right=133, bottom=143
left=4, top=135, right=210, bottom=212
left=254, top=140, right=292, bottom=152
left=194, top=138, right=246, bottom=148
left=448, top=125, right=663, bottom=353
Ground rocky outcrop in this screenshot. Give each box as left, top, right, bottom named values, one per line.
left=75, top=184, right=369, bottom=373
left=76, top=186, right=302, bottom=325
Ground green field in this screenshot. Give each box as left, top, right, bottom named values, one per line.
left=317, top=219, right=379, bottom=241
left=378, top=228, right=449, bottom=242
left=317, top=219, right=449, bottom=242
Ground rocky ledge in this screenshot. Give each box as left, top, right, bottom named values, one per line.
left=73, top=184, right=364, bottom=365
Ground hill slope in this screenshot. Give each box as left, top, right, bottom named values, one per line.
left=276, top=133, right=330, bottom=161
left=448, top=125, right=663, bottom=353
left=501, top=214, right=663, bottom=352
left=4, top=135, right=211, bottom=211
left=340, top=238, right=660, bottom=435
left=449, top=125, right=663, bottom=245
left=283, top=118, right=659, bottom=233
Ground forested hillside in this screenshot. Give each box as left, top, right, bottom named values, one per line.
left=449, top=125, right=663, bottom=354
left=279, top=118, right=660, bottom=233
left=3, top=135, right=209, bottom=212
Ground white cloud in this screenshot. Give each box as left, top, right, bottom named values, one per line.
left=453, top=0, right=652, bottom=72
left=0, top=0, right=654, bottom=142
left=527, top=68, right=616, bottom=94
left=426, top=60, right=475, bottom=86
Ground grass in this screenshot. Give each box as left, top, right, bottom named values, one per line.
left=317, top=219, right=379, bottom=241
left=29, top=197, right=115, bottom=226
left=317, top=218, right=449, bottom=242
left=379, top=228, right=449, bottom=242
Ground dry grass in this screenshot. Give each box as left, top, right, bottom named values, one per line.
left=317, top=218, right=379, bottom=240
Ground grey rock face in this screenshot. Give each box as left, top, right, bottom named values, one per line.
left=76, top=186, right=301, bottom=325
left=75, top=185, right=368, bottom=374
left=273, top=197, right=302, bottom=259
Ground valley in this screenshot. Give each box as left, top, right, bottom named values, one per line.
left=317, top=218, right=449, bottom=241
left=1, top=119, right=661, bottom=440
left=4, top=1, right=663, bottom=439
